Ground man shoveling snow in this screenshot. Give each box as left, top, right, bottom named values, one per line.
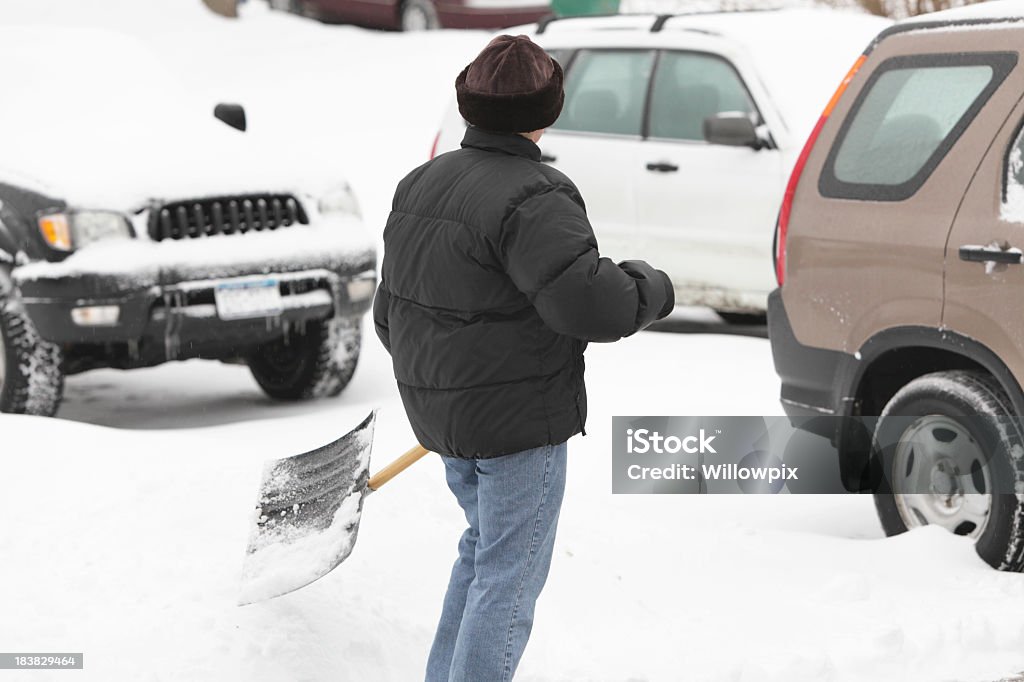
left=373, top=34, right=675, bottom=682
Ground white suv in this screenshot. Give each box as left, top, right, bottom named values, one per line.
left=434, top=9, right=889, bottom=319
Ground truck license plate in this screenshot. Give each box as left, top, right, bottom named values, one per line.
left=214, top=278, right=283, bottom=320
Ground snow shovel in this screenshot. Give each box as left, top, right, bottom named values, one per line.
left=238, top=411, right=429, bottom=605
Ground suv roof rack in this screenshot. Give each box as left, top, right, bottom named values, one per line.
left=869, top=15, right=1024, bottom=50
left=535, top=12, right=617, bottom=34
left=535, top=6, right=782, bottom=35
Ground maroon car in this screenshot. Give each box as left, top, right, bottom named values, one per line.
left=272, top=0, right=551, bottom=30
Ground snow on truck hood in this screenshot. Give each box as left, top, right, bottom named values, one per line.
left=0, top=26, right=345, bottom=210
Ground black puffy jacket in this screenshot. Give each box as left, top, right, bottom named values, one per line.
left=374, top=127, right=674, bottom=458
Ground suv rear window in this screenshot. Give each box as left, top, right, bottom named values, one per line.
left=820, top=53, right=1016, bottom=202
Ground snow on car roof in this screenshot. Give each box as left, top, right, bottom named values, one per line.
left=900, top=0, right=1024, bottom=24
left=0, top=25, right=195, bottom=117
left=0, top=25, right=331, bottom=209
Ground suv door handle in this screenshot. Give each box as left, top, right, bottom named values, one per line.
left=540, top=153, right=557, bottom=163
left=646, top=162, right=679, bottom=173
left=959, top=245, right=1023, bottom=264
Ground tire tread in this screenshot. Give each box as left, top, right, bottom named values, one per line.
left=0, top=296, right=64, bottom=416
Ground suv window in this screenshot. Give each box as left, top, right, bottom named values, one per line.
left=820, top=53, right=1016, bottom=202
left=647, top=51, right=756, bottom=141
left=552, top=49, right=655, bottom=137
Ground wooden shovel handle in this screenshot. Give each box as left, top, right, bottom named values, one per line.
left=367, top=444, right=431, bottom=491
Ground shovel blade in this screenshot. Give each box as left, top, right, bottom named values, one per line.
left=238, top=411, right=376, bottom=605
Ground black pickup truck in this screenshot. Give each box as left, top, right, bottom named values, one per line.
left=0, top=27, right=376, bottom=416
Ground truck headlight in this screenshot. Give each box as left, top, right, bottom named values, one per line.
left=38, top=210, right=133, bottom=252
left=318, top=183, right=361, bottom=219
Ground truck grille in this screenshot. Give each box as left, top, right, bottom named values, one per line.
left=148, top=194, right=309, bottom=242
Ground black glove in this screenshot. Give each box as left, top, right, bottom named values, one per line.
left=656, top=270, right=675, bottom=319
left=617, top=260, right=674, bottom=333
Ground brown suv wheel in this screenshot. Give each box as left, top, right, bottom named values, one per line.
left=872, top=371, right=1024, bottom=571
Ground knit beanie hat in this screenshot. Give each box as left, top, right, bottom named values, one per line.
left=455, top=35, right=564, bottom=134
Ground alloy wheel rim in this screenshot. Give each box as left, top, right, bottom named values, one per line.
left=892, top=414, right=993, bottom=539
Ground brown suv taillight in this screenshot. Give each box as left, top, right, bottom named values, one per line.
left=429, top=130, right=441, bottom=160
left=776, top=54, right=867, bottom=286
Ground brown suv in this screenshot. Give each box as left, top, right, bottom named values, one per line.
left=770, top=5, right=1024, bottom=571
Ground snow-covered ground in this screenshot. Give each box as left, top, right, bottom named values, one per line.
left=2, top=1, right=1024, bottom=681
left=6, top=323, right=1024, bottom=682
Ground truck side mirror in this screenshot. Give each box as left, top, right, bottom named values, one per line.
left=214, top=103, right=247, bottom=132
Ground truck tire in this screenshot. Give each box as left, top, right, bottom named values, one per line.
left=872, top=370, right=1024, bottom=571
left=0, top=295, right=64, bottom=416
left=249, top=315, right=361, bottom=401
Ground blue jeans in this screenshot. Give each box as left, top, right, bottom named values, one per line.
left=426, top=442, right=568, bottom=682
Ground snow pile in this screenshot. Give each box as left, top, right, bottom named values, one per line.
left=0, top=327, right=1020, bottom=681
left=0, top=25, right=312, bottom=209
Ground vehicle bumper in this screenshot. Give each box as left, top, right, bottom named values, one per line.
left=769, top=288, right=884, bottom=491
left=768, top=288, right=845, bottom=425
left=12, top=222, right=376, bottom=347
